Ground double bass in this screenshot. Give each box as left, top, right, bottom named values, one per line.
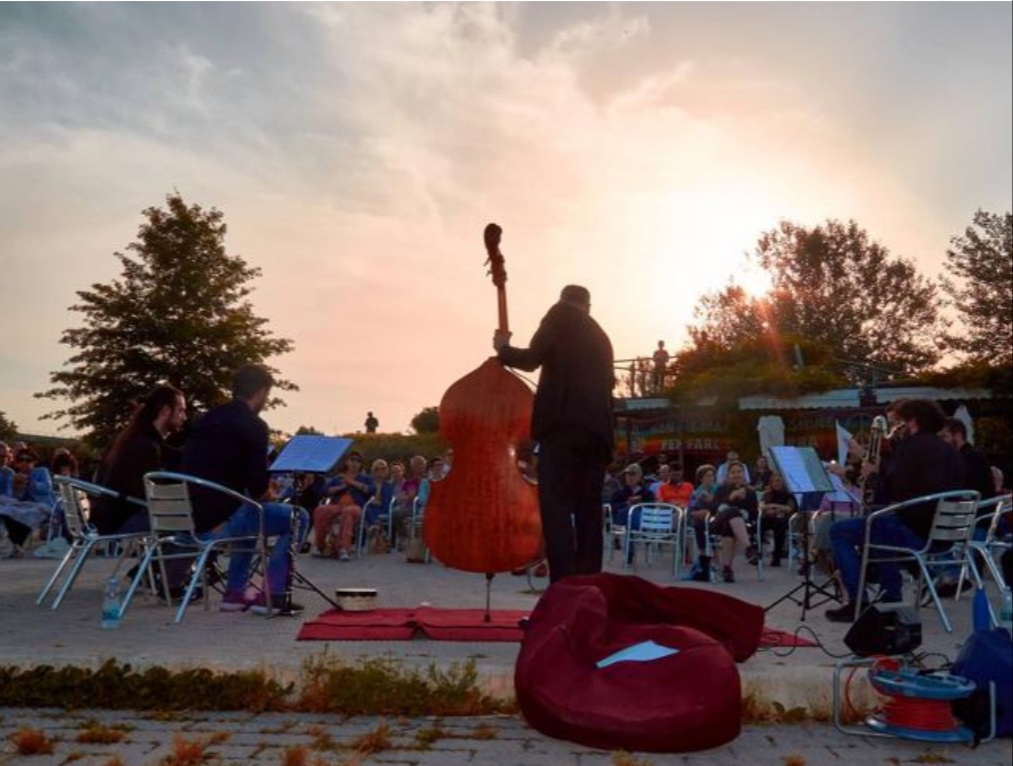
left=422, top=224, right=542, bottom=574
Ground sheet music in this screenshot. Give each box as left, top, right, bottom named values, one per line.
left=769, top=446, right=834, bottom=494
left=269, top=435, right=354, bottom=473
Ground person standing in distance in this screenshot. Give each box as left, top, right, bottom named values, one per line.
left=493, top=284, right=615, bottom=583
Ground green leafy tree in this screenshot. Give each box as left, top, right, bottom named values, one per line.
left=410, top=406, right=440, bottom=434
left=295, top=425, right=324, bottom=436
left=0, top=410, right=18, bottom=442
left=689, top=219, right=942, bottom=377
left=940, top=209, right=1013, bottom=366
left=36, top=192, right=295, bottom=447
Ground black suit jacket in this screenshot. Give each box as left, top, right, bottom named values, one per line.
left=498, top=301, right=615, bottom=451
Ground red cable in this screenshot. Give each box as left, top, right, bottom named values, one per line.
left=868, top=658, right=962, bottom=733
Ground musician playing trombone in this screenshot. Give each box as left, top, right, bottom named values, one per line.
left=182, top=364, right=310, bottom=615
left=824, top=399, right=965, bottom=623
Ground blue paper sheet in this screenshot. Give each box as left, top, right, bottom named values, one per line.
left=596, top=640, right=680, bottom=668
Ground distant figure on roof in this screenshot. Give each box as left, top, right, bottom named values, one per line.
left=364, top=411, right=379, bottom=434
left=652, top=340, right=670, bottom=393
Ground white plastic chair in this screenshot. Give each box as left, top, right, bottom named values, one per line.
left=119, top=471, right=270, bottom=624
left=855, top=489, right=980, bottom=632
left=36, top=477, right=149, bottom=609
left=622, top=502, right=684, bottom=576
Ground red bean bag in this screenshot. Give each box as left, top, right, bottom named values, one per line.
left=514, top=573, right=764, bottom=753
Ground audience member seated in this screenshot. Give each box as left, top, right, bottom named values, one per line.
left=716, top=450, right=751, bottom=486
left=608, top=463, right=655, bottom=566
left=751, top=455, right=773, bottom=493
left=658, top=464, right=694, bottom=507
left=312, top=450, right=374, bottom=562
left=826, top=398, right=965, bottom=623
left=688, top=464, right=719, bottom=581
left=364, top=458, right=393, bottom=550
left=758, top=472, right=794, bottom=567
left=707, top=461, right=759, bottom=583
left=91, top=385, right=187, bottom=535
left=182, top=364, right=310, bottom=615
left=0, top=447, right=56, bottom=556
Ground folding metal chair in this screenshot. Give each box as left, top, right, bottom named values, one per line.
left=957, top=493, right=1013, bottom=626
left=119, top=471, right=269, bottom=624
left=622, top=502, right=684, bottom=577
left=36, top=476, right=149, bottom=609
left=855, top=489, right=980, bottom=632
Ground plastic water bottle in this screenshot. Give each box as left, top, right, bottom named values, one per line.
left=101, top=576, right=122, bottom=630
left=999, top=588, right=1013, bottom=634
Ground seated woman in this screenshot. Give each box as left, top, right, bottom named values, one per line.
left=363, top=458, right=394, bottom=552
left=0, top=448, right=55, bottom=556
left=707, top=461, right=759, bottom=583
left=312, top=451, right=374, bottom=561
left=688, top=464, right=718, bottom=581
left=759, top=472, right=795, bottom=567
left=752, top=455, right=773, bottom=493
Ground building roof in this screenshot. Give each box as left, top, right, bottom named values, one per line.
left=738, top=386, right=998, bottom=411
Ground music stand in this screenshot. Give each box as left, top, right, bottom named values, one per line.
left=268, top=435, right=355, bottom=614
left=764, top=446, right=841, bottom=621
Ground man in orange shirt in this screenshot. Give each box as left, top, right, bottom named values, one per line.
left=656, top=465, right=694, bottom=507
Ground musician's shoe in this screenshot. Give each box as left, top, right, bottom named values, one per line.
left=338, top=548, right=351, bottom=562
left=219, top=591, right=252, bottom=612
left=250, top=593, right=305, bottom=615
left=824, top=601, right=867, bottom=623
left=722, top=566, right=735, bottom=583
left=768, top=558, right=782, bottom=567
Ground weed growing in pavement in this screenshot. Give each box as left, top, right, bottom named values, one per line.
left=611, top=753, right=653, bottom=766
left=103, top=757, right=125, bottom=766
left=76, top=724, right=128, bottom=744
left=281, top=744, right=310, bottom=766
left=65, top=751, right=86, bottom=763
left=298, top=654, right=513, bottom=716
left=470, top=722, right=498, bottom=739
left=9, top=727, right=55, bottom=755
left=159, top=733, right=229, bottom=766
left=782, top=756, right=806, bottom=766
left=910, top=752, right=954, bottom=764
left=349, top=720, right=392, bottom=755
left=414, top=724, right=450, bottom=748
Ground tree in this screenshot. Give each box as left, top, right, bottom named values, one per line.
left=410, top=406, right=440, bottom=434
left=36, top=193, right=295, bottom=447
left=940, top=209, right=1013, bottom=366
left=295, top=425, right=324, bottom=436
left=0, top=410, right=17, bottom=441
left=688, top=219, right=942, bottom=377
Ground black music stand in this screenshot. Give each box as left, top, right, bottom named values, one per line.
left=268, top=435, right=355, bottom=615
left=764, top=446, right=841, bottom=621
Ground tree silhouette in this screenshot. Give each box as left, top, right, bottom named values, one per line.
left=36, top=192, right=295, bottom=447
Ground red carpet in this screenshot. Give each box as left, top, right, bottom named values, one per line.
left=297, top=606, right=529, bottom=642
left=297, top=606, right=816, bottom=646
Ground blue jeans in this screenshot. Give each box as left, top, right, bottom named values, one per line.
left=830, top=514, right=924, bottom=603
left=199, top=502, right=309, bottom=596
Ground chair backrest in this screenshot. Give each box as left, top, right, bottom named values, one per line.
left=975, top=494, right=1013, bottom=543
left=927, top=493, right=981, bottom=544
left=143, top=477, right=197, bottom=535
left=55, top=479, right=90, bottom=538
left=629, top=503, right=678, bottom=534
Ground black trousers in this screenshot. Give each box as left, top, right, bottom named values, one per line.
left=536, top=426, right=610, bottom=584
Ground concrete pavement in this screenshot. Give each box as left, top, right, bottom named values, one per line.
left=1, top=546, right=1010, bottom=764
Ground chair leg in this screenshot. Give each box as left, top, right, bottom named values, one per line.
left=918, top=560, right=953, bottom=633
left=175, top=548, right=215, bottom=624
left=51, top=541, right=98, bottom=609
left=119, top=544, right=158, bottom=620
left=37, top=543, right=81, bottom=606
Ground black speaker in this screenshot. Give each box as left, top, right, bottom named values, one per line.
left=844, top=605, right=922, bottom=657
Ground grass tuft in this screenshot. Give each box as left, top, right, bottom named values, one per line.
left=281, top=745, right=310, bottom=766
left=9, top=727, right=55, bottom=755
left=77, top=724, right=128, bottom=744
left=350, top=720, right=392, bottom=755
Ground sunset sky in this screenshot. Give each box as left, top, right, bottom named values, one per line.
left=1, top=2, right=1011, bottom=439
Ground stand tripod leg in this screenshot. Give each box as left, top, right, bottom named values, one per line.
left=484, top=572, right=493, bottom=623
